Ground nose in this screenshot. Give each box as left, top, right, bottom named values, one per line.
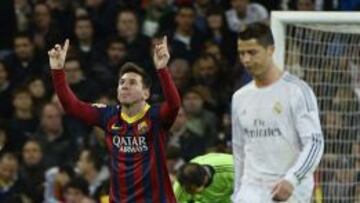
left=242, top=53, right=251, bottom=64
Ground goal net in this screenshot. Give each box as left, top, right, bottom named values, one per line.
left=271, top=12, right=360, bottom=202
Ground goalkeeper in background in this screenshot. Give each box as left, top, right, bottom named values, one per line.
left=231, top=22, right=324, bottom=202
left=173, top=153, right=234, bottom=203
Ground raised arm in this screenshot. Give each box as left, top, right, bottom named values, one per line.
left=48, top=40, right=100, bottom=125
left=153, top=36, right=181, bottom=126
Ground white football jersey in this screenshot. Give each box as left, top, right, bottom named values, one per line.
left=231, top=72, right=324, bottom=202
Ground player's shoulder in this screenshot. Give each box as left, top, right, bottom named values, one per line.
left=281, top=72, right=313, bottom=93
left=232, top=81, right=255, bottom=100
left=191, top=153, right=233, bottom=165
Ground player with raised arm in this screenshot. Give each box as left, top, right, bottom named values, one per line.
left=49, top=37, right=180, bottom=203
left=231, top=22, right=324, bottom=202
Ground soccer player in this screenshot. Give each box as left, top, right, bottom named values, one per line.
left=173, top=153, right=234, bottom=203
left=48, top=36, right=180, bottom=202
left=231, top=23, right=324, bottom=202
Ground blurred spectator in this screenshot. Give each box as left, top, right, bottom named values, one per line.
left=170, top=107, right=206, bottom=161
left=0, top=152, right=22, bottom=202
left=44, top=164, right=76, bottom=203
left=0, top=123, right=10, bottom=152
left=91, top=37, right=128, bottom=91
left=63, top=177, right=90, bottom=203
left=142, top=0, right=174, bottom=37
left=225, top=0, right=268, bottom=33
left=73, top=16, right=103, bottom=72
left=192, top=54, right=232, bottom=114
left=84, top=0, right=118, bottom=38
left=169, top=5, right=205, bottom=63
left=26, top=76, right=48, bottom=115
left=324, top=156, right=357, bottom=202
left=166, top=146, right=185, bottom=184
left=14, top=0, right=32, bottom=33
left=76, top=148, right=109, bottom=200
left=205, top=7, right=237, bottom=65
left=19, top=138, right=45, bottom=203
left=4, top=33, right=46, bottom=86
left=296, top=0, right=315, bottom=10
left=193, top=0, right=213, bottom=34
left=8, top=87, right=38, bottom=152
left=64, top=57, right=100, bottom=102
left=168, top=58, right=192, bottom=93
left=182, top=88, right=218, bottom=152
left=116, top=9, right=152, bottom=68
left=0, top=61, right=14, bottom=119
left=35, top=103, right=76, bottom=169
left=31, top=3, right=63, bottom=52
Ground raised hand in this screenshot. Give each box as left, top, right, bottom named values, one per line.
left=48, top=39, right=69, bottom=70
left=153, top=36, right=170, bottom=70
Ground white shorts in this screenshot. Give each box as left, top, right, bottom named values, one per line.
left=232, top=181, right=313, bottom=203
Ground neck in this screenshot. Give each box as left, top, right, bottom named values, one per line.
left=254, top=63, right=282, bottom=88
left=122, top=101, right=146, bottom=117
left=15, top=109, right=32, bottom=119
left=84, top=168, right=98, bottom=184
left=44, top=128, right=62, bottom=141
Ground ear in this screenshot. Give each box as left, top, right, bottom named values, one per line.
left=143, top=88, right=150, bottom=100
left=267, top=45, right=275, bottom=55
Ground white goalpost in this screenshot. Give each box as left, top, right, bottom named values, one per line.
left=271, top=12, right=360, bottom=202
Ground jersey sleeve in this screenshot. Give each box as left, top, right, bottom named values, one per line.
left=157, top=68, right=181, bottom=129
left=231, top=93, right=245, bottom=202
left=51, top=69, right=101, bottom=126
left=284, top=82, right=324, bottom=187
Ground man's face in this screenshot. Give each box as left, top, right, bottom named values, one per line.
left=183, top=92, right=203, bottom=115
left=41, top=105, right=62, bottom=132
left=64, top=188, right=85, bottom=203
left=175, top=8, right=195, bottom=31
left=0, top=63, right=8, bottom=85
left=22, top=141, right=42, bottom=166
left=28, top=79, right=46, bottom=98
left=117, top=72, right=149, bottom=105
left=197, top=58, right=217, bottom=79
left=117, top=12, right=138, bottom=39
left=64, top=61, right=83, bottom=84
left=107, top=42, right=126, bottom=64
left=0, top=156, right=18, bottom=182
left=75, top=20, right=94, bottom=41
left=231, top=0, right=249, bottom=14
left=14, top=37, right=34, bottom=60
left=169, top=60, right=189, bottom=88
left=13, top=92, right=32, bottom=111
left=237, top=39, right=273, bottom=78
left=34, top=4, right=51, bottom=28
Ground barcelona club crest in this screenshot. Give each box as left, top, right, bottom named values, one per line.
left=137, top=121, right=149, bottom=135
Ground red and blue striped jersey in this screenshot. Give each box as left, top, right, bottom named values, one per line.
left=52, top=68, right=180, bottom=203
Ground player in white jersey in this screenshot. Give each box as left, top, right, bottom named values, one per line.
left=231, top=22, right=324, bottom=203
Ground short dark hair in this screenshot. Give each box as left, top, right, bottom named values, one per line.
left=83, top=148, right=103, bottom=171
left=12, top=86, right=31, bottom=100
left=119, top=62, right=152, bottom=89
left=74, top=16, right=94, bottom=27
left=238, top=22, right=274, bottom=47
left=65, top=177, right=89, bottom=196
left=177, top=163, right=206, bottom=189
left=106, top=36, right=127, bottom=49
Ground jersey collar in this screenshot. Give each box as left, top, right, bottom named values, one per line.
left=121, top=103, right=150, bottom=124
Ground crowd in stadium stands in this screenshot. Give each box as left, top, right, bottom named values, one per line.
left=0, top=0, right=359, bottom=202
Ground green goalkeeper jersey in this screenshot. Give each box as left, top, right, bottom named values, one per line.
left=173, top=153, right=234, bottom=203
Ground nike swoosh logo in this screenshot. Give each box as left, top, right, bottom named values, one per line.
left=111, top=123, right=121, bottom=130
